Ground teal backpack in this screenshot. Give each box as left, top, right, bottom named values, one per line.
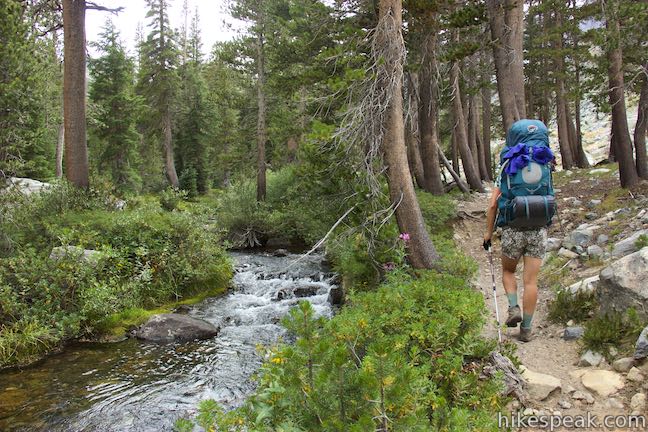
left=496, top=120, right=556, bottom=229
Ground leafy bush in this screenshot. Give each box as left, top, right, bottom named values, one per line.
left=417, top=190, right=457, bottom=240
left=178, top=268, right=505, bottom=431
left=159, top=187, right=188, bottom=211
left=582, top=309, right=646, bottom=359
left=547, top=289, right=598, bottom=324
left=0, top=185, right=232, bottom=368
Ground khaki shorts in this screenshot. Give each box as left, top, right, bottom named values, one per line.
left=500, top=226, right=547, bottom=260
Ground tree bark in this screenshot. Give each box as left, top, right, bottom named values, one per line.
left=437, top=143, right=469, bottom=194
left=56, top=118, right=64, bottom=178
left=417, top=27, right=444, bottom=195
left=256, top=12, right=267, bottom=201
left=605, top=0, right=638, bottom=188
left=486, top=0, right=526, bottom=133
left=553, top=8, right=575, bottom=170
left=634, top=63, right=648, bottom=179
left=159, top=0, right=179, bottom=187
left=405, top=119, right=425, bottom=189
left=481, top=51, right=494, bottom=180
left=467, top=94, right=483, bottom=179
left=378, top=0, right=439, bottom=268
left=474, top=96, right=490, bottom=181
left=62, top=0, right=89, bottom=188
left=450, top=55, right=484, bottom=192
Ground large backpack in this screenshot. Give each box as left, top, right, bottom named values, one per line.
left=496, top=119, right=556, bottom=229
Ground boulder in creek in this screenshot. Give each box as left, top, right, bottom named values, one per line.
left=327, top=285, right=344, bottom=306
left=134, top=313, right=219, bottom=342
left=597, top=248, right=648, bottom=320
left=611, top=230, right=648, bottom=258
left=293, top=284, right=322, bottom=297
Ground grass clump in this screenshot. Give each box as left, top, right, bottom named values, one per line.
left=582, top=309, right=646, bottom=359
left=548, top=288, right=598, bottom=324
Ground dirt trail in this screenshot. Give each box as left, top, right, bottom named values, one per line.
left=453, top=190, right=635, bottom=426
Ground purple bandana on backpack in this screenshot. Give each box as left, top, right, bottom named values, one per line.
left=503, top=143, right=554, bottom=176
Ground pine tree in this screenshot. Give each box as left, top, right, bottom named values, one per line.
left=88, top=20, right=142, bottom=191
left=140, top=0, right=180, bottom=188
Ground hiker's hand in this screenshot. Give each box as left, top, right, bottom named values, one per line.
left=483, top=238, right=492, bottom=251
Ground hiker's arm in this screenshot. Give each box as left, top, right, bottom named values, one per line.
left=484, top=187, right=501, bottom=241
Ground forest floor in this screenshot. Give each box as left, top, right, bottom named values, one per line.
left=453, top=166, right=648, bottom=430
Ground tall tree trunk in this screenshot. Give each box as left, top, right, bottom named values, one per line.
left=159, top=0, right=179, bottom=187
left=553, top=9, right=575, bottom=170
left=467, top=94, right=482, bottom=179
left=605, top=0, right=638, bottom=188
left=56, top=117, right=64, bottom=178
left=378, top=0, right=439, bottom=268
left=635, top=62, right=648, bottom=179
left=450, top=53, right=484, bottom=192
left=62, top=0, right=89, bottom=188
left=474, top=96, right=490, bottom=181
left=571, top=0, right=589, bottom=168
left=486, top=0, right=526, bottom=133
left=418, top=26, right=444, bottom=195
left=405, top=119, right=425, bottom=189
left=451, top=130, right=459, bottom=173
left=256, top=18, right=267, bottom=201
left=481, top=50, right=493, bottom=179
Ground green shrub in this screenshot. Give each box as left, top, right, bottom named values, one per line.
left=582, top=309, right=646, bottom=359
left=547, top=288, right=598, bottom=324
left=635, top=234, right=648, bottom=250
left=416, top=191, right=457, bottom=240
left=159, top=187, right=188, bottom=211
left=177, top=270, right=504, bottom=431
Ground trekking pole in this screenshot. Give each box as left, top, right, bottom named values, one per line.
left=487, top=245, right=503, bottom=345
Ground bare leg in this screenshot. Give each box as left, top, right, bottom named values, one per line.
left=522, top=256, right=542, bottom=319
left=502, top=255, right=519, bottom=296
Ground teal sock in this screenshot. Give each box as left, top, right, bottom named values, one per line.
left=506, top=293, right=518, bottom=308
left=522, top=313, right=534, bottom=329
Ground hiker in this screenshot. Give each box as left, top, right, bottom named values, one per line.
left=482, top=119, right=556, bottom=343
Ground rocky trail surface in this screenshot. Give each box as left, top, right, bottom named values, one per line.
left=453, top=178, right=648, bottom=431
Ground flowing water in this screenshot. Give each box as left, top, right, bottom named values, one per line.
left=0, top=251, right=337, bottom=431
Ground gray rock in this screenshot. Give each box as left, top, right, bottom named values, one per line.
left=636, top=326, right=648, bottom=360
left=327, top=286, right=344, bottom=306
left=293, top=284, right=323, bottom=297
left=578, top=350, right=603, bottom=367
left=521, top=368, right=562, bottom=401
left=567, top=275, right=599, bottom=295
left=598, top=248, right=648, bottom=320
left=558, top=400, right=572, bottom=410
left=559, top=248, right=579, bottom=259
left=630, top=393, right=646, bottom=412
left=585, top=212, right=598, bottom=220
left=572, top=390, right=595, bottom=404
left=596, top=234, right=609, bottom=245
left=2, top=177, right=51, bottom=195
left=581, top=370, right=625, bottom=397
left=589, top=168, right=611, bottom=175
left=570, top=226, right=595, bottom=247
left=587, top=199, right=602, bottom=209
left=563, top=326, right=585, bottom=340
left=49, top=246, right=103, bottom=266
left=135, top=313, right=219, bottom=342
left=587, top=245, right=604, bottom=259
left=612, top=357, right=635, bottom=373
left=547, top=237, right=563, bottom=252
left=627, top=367, right=644, bottom=382
left=611, top=230, right=648, bottom=258
left=273, top=248, right=289, bottom=257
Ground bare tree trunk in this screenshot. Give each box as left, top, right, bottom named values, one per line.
left=405, top=120, right=425, bottom=189
left=467, top=94, right=482, bottom=179
left=378, top=0, right=439, bottom=268
left=159, top=0, right=179, bottom=188
left=418, top=27, right=444, bottom=195
left=605, top=0, right=638, bottom=188
left=450, top=53, right=484, bottom=192
left=437, top=143, right=469, bottom=194
left=62, top=0, right=89, bottom=188
left=56, top=119, right=64, bottom=178
left=571, top=1, right=589, bottom=168
left=635, top=62, right=648, bottom=179
left=256, top=17, right=267, bottom=201
left=553, top=9, right=575, bottom=170
left=451, top=130, right=459, bottom=173
left=481, top=50, right=493, bottom=179
left=486, top=0, right=527, bottom=133
left=474, top=96, right=490, bottom=181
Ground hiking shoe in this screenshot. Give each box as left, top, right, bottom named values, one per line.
left=519, top=326, right=533, bottom=342
left=505, top=305, right=522, bottom=327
